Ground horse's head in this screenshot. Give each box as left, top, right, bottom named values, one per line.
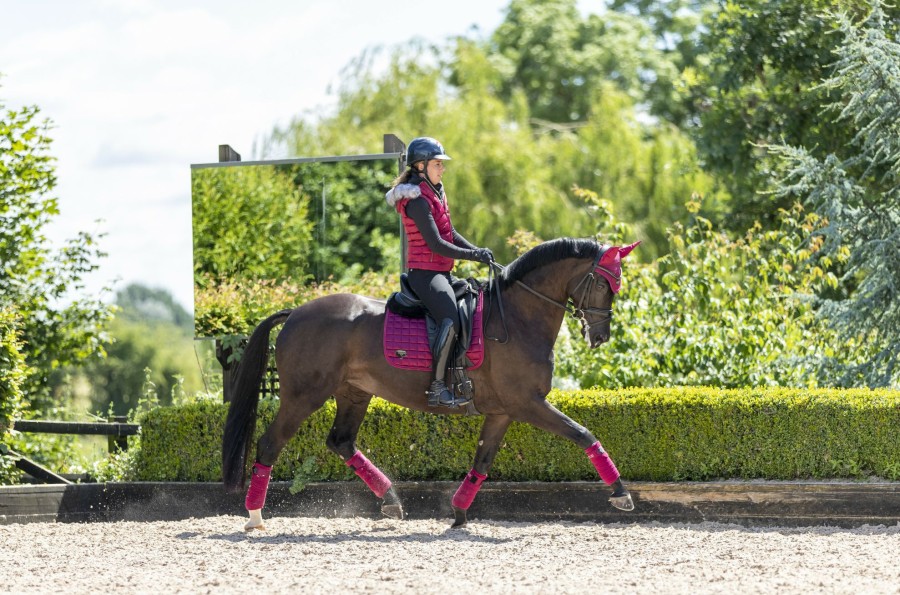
left=571, top=241, right=640, bottom=348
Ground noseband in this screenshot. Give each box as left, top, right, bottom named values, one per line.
left=486, top=247, right=614, bottom=343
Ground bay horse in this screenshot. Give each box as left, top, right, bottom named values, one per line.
left=222, top=238, right=639, bottom=529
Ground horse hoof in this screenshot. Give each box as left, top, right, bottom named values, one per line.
left=381, top=504, right=405, bottom=520
left=381, top=486, right=405, bottom=520
left=610, top=493, right=635, bottom=512
left=450, top=506, right=467, bottom=528
left=244, top=508, right=266, bottom=531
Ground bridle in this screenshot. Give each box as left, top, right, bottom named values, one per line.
left=485, top=246, right=615, bottom=344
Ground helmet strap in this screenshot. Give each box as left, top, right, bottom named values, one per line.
left=423, top=175, right=443, bottom=200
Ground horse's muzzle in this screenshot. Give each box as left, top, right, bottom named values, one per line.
left=589, top=332, right=610, bottom=348
left=583, top=326, right=610, bottom=348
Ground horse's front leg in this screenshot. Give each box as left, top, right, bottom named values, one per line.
left=450, top=414, right=512, bottom=528
left=520, top=399, right=634, bottom=512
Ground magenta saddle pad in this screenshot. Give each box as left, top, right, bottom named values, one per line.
left=383, top=290, right=485, bottom=371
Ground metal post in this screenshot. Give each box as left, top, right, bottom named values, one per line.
left=107, top=415, right=129, bottom=453
left=216, top=144, right=241, bottom=403
left=384, top=134, right=407, bottom=274
left=218, top=144, right=241, bottom=163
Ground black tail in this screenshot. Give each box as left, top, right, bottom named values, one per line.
left=222, top=309, right=292, bottom=493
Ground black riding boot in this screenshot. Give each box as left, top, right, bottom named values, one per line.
left=427, top=318, right=469, bottom=408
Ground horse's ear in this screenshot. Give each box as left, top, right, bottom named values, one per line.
left=618, top=241, right=641, bottom=258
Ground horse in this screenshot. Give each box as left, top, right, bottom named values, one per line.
left=222, top=237, right=639, bottom=529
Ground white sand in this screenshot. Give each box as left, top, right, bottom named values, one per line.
left=2, top=516, right=899, bottom=594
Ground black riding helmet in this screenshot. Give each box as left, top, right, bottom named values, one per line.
left=405, top=137, right=452, bottom=167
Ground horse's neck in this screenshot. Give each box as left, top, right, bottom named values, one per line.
left=504, top=261, right=580, bottom=345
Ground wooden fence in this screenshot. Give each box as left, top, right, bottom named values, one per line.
left=3, top=418, right=140, bottom=485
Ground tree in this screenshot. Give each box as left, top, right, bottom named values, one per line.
left=267, top=40, right=593, bottom=263
left=608, top=0, right=716, bottom=124
left=554, top=195, right=861, bottom=389
left=768, top=2, right=900, bottom=387
left=488, top=0, right=682, bottom=124
left=687, top=0, right=900, bottom=229
left=114, top=283, right=192, bottom=328
left=57, top=284, right=204, bottom=415
left=268, top=32, right=722, bottom=263
left=290, top=160, right=402, bottom=282
left=0, top=96, right=112, bottom=411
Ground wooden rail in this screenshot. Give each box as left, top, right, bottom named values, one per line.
left=12, top=420, right=140, bottom=437
left=5, top=418, right=141, bottom=485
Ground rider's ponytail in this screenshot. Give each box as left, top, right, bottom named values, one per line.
left=390, top=168, right=415, bottom=188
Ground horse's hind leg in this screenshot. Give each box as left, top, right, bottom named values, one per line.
left=450, top=414, right=512, bottom=528
left=326, top=389, right=404, bottom=520
left=244, top=391, right=331, bottom=531
left=519, top=399, right=634, bottom=512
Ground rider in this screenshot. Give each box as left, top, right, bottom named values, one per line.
left=385, top=137, right=494, bottom=408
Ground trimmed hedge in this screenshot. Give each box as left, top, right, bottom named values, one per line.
left=134, top=388, right=900, bottom=483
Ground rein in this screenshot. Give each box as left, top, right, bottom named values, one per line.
left=484, top=248, right=614, bottom=344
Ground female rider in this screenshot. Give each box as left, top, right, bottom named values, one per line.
left=385, top=137, right=494, bottom=408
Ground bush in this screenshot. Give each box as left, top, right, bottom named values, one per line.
left=0, top=309, right=25, bottom=434
left=194, top=272, right=397, bottom=338
left=0, top=308, right=27, bottom=483
left=133, top=387, right=900, bottom=483
left=555, top=205, right=874, bottom=388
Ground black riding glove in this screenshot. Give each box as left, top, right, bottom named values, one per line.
left=471, top=248, right=494, bottom=264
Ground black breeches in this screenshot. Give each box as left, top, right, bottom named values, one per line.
left=406, top=269, right=460, bottom=335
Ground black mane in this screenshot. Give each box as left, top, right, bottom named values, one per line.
left=499, top=238, right=601, bottom=289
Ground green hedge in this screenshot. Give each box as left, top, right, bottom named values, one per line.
left=134, top=387, right=900, bottom=483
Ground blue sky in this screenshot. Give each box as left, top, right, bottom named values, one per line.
left=1, top=0, right=592, bottom=313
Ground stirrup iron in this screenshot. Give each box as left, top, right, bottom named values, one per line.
left=427, top=379, right=471, bottom=408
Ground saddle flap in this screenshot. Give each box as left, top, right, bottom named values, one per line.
left=383, top=288, right=485, bottom=372
left=457, top=290, right=476, bottom=352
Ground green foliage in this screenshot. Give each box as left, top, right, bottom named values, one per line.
left=0, top=97, right=113, bottom=411
left=48, top=284, right=203, bottom=416
left=288, top=160, right=402, bottom=281
left=76, top=320, right=201, bottom=415
left=132, top=388, right=900, bottom=482
left=608, top=0, right=715, bottom=120
left=194, top=271, right=396, bottom=338
left=553, top=86, right=728, bottom=259
left=0, top=309, right=25, bottom=435
left=191, top=165, right=315, bottom=286
left=767, top=2, right=900, bottom=387
left=687, top=0, right=900, bottom=228
left=289, top=456, right=327, bottom=495
left=555, top=202, right=868, bottom=388
left=113, top=284, right=192, bottom=328
left=0, top=308, right=26, bottom=483
left=192, top=158, right=402, bottom=314
left=489, top=0, right=682, bottom=123
left=266, top=36, right=723, bottom=265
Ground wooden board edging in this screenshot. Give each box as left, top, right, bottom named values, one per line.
left=1, top=481, right=897, bottom=528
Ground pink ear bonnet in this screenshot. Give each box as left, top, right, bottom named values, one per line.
left=594, top=241, right=640, bottom=293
